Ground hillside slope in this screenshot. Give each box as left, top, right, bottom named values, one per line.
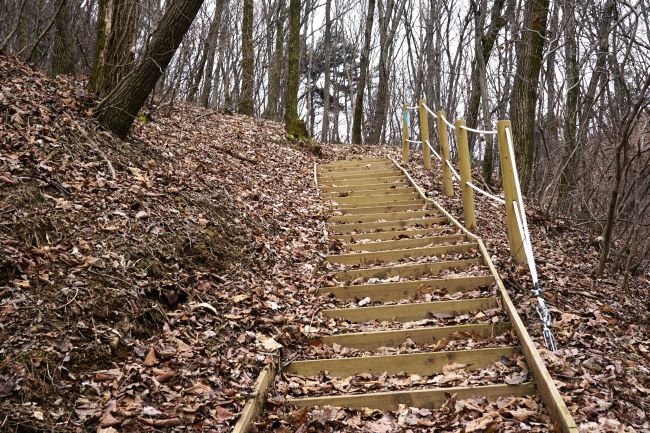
left=0, top=55, right=331, bottom=432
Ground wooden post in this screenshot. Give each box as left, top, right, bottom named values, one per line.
left=454, top=119, right=476, bottom=230
left=497, top=120, right=526, bottom=263
left=401, top=104, right=409, bottom=162
left=436, top=110, right=454, bottom=197
left=418, top=99, right=431, bottom=169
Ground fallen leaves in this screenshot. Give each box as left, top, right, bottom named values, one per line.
left=0, top=55, right=330, bottom=431
left=257, top=334, right=284, bottom=352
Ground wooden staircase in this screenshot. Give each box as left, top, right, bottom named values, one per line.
left=282, top=158, right=577, bottom=432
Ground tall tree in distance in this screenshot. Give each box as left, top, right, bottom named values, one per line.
left=52, top=0, right=75, bottom=75
left=284, top=0, right=308, bottom=137
left=508, top=0, right=550, bottom=191
left=94, top=0, right=206, bottom=138
left=186, top=10, right=221, bottom=102
left=240, top=0, right=254, bottom=114
left=265, top=0, right=285, bottom=120
left=321, top=0, right=332, bottom=142
left=351, top=0, right=375, bottom=144
left=199, top=0, right=227, bottom=107
left=88, top=0, right=140, bottom=96
left=366, top=0, right=405, bottom=144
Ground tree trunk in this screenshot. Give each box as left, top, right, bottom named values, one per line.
left=88, top=0, right=140, bottom=96
left=284, top=0, right=307, bottom=137
left=199, top=0, right=226, bottom=107
left=321, top=0, right=331, bottom=142
left=240, top=0, right=254, bottom=114
left=265, top=0, right=285, bottom=120
left=187, top=10, right=221, bottom=102
left=558, top=0, right=579, bottom=209
left=351, top=0, right=375, bottom=144
left=559, top=0, right=614, bottom=208
left=366, top=0, right=405, bottom=145
left=508, top=0, right=550, bottom=192
left=94, top=0, right=205, bottom=138
left=465, top=0, right=508, bottom=154
left=52, top=0, right=75, bottom=75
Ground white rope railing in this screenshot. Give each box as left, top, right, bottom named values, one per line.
left=425, top=139, right=442, bottom=160
left=505, top=125, right=557, bottom=351
left=439, top=112, right=456, bottom=129
left=445, top=160, right=461, bottom=180
left=466, top=181, right=505, bottom=205
left=460, top=124, right=497, bottom=135
left=399, top=100, right=558, bottom=351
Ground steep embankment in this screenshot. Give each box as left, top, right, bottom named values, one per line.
left=0, top=55, right=332, bottom=431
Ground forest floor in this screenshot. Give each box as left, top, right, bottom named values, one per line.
left=0, top=54, right=648, bottom=432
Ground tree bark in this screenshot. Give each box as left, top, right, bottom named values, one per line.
left=321, top=0, right=332, bottom=142
left=265, top=0, right=285, bottom=120
left=351, top=0, right=375, bottom=144
left=187, top=10, right=221, bottom=102
left=466, top=0, right=508, bottom=154
left=94, top=0, right=205, bottom=138
left=366, top=0, right=405, bottom=145
left=240, top=0, right=254, bottom=114
left=284, top=0, right=307, bottom=137
left=508, top=0, right=550, bottom=192
left=88, top=0, right=140, bottom=96
left=52, top=0, right=75, bottom=75
left=558, top=0, right=579, bottom=209
left=199, top=0, right=226, bottom=107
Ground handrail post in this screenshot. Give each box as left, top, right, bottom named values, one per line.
left=436, top=110, right=454, bottom=197
left=497, top=120, right=526, bottom=263
left=401, top=103, right=409, bottom=162
left=454, top=119, right=476, bottom=230
left=418, top=99, right=431, bottom=169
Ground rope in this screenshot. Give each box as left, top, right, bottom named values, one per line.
left=406, top=139, right=422, bottom=144
left=406, top=105, right=419, bottom=110
left=422, top=103, right=436, bottom=117
left=439, top=112, right=456, bottom=129
left=445, top=160, right=461, bottom=180
left=460, top=124, right=497, bottom=135
left=506, top=125, right=558, bottom=351
left=466, top=182, right=505, bottom=205
left=425, top=140, right=442, bottom=160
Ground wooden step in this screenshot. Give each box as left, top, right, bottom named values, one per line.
left=333, top=257, right=483, bottom=282
left=329, top=217, right=448, bottom=235
left=321, top=183, right=409, bottom=193
left=319, top=275, right=495, bottom=301
left=333, top=202, right=425, bottom=215
left=287, top=382, right=536, bottom=411
left=344, top=233, right=466, bottom=252
left=328, top=210, right=434, bottom=224
left=320, top=164, right=395, bottom=174
left=330, top=227, right=455, bottom=242
left=322, top=297, right=500, bottom=322
left=322, top=176, right=405, bottom=186
left=334, top=199, right=426, bottom=211
left=320, top=158, right=389, bottom=167
left=321, top=169, right=401, bottom=180
left=321, top=321, right=512, bottom=350
left=285, top=346, right=519, bottom=376
left=323, top=187, right=416, bottom=198
left=326, top=242, right=479, bottom=266
left=329, top=192, right=420, bottom=206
